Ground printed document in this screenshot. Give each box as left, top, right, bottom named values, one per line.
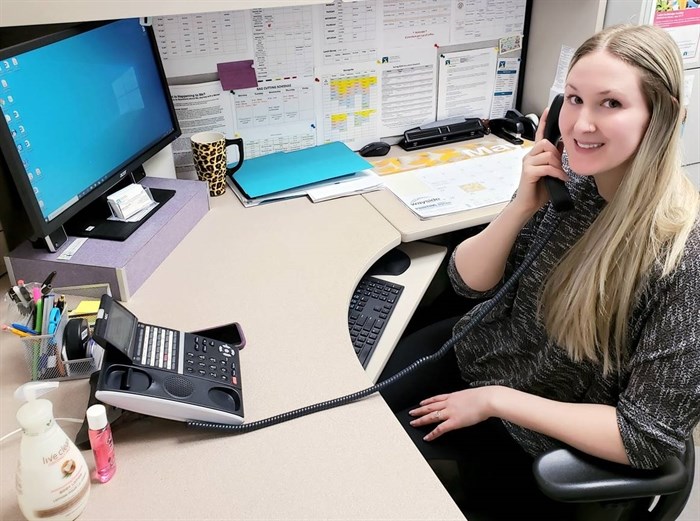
left=437, top=48, right=497, bottom=120
left=381, top=140, right=531, bottom=219
left=316, top=0, right=381, bottom=65
left=383, top=0, right=451, bottom=47
left=315, top=64, right=381, bottom=150
left=490, top=57, right=520, bottom=118
left=450, top=0, right=526, bottom=44
left=169, top=81, right=234, bottom=178
left=380, top=47, right=437, bottom=137
left=153, top=12, right=252, bottom=78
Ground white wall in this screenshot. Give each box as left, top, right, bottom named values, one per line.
left=684, top=163, right=700, bottom=191
left=521, top=0, right=607, bottom=115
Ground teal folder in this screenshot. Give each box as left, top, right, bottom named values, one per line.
left=230, top=142, right=372, bottom=198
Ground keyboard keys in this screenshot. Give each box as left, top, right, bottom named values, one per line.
left=348, top=276, right=403, bottom=367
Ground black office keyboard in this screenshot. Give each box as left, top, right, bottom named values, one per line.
left=348, top=276, right=403, bottom=367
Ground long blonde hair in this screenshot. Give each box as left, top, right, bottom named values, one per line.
left=540, top=24, right=699, bottom=374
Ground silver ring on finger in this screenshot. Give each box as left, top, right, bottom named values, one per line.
left=435, top=410, right=441, bottom=420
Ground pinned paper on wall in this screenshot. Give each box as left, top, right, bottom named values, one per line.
left=652, top=3, right=700, bottom=64
left=218, top=60, right=258, bottom=90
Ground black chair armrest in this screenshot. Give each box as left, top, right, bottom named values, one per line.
left=533, top=447, right=688, bottom=503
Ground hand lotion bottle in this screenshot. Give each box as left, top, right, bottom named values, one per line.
left=15, top=382, right=91, bottom=521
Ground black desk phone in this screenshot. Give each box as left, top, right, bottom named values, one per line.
left=92, top=295, right=245, bottom=425
left=543, top=94, right=574, bottom=212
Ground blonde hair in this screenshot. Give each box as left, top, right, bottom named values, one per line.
left=540, top=24, right=699, bottom=374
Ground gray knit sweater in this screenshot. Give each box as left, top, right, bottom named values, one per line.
left=448, top=172, right=700, bottom=469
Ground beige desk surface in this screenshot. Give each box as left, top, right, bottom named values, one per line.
left=0, top=192, right=463, bottom=520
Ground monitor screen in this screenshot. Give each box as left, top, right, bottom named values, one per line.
left=0, top=18, right=180, bottom=250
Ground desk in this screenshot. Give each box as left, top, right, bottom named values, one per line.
left=0, top=192, right=463, bottom=520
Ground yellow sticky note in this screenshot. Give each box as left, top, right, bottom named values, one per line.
left=69, top=300, right=101, bottom=316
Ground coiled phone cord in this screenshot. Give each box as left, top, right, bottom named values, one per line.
left=188, top=212, right=565, bottom=433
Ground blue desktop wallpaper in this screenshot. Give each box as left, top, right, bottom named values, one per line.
left=0, top=18, right=174, bottom=221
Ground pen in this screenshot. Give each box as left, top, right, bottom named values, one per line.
left=40, top=271, right=57, bottom=295
left=10, top=323, right=38, bottom=335
left=2, top=325, right=30, bottom=338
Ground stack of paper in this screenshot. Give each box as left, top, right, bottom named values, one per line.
left=227, top=142, right=382, bottom=206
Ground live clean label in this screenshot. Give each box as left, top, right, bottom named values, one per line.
left=13, top=383, right=92, bottom=520
left=16, top=415, right=91, bottom=520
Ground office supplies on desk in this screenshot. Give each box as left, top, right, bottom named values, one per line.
left=93, top=295, right=245, bottom=425
left=487, top=117, right=524, bottom=145
left=16, top=284, right=110, bottom=382
left=47, top=308, right=61, bottom=336
left=399, top=117, right=487, bottom=151
left=2, top=325, right=31, bottom=338
left=10, top=323, right=38, bottom=335
left=34, top=298, right=44, bottom=335
left=230, top=142, right=371, bottom=198
left=228, top=168, right=382, bottom=206
left=359, top=141, right=391, bottom=157
left=69, top=300, right=101, bottom=317
left=40, top=271, right=57, bottom=295
left=40, top=294, right=55, bottom=335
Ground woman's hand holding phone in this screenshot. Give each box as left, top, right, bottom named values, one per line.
left=515, top=106, right=569, bottom=213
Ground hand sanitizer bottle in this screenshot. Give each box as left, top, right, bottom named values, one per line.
left=15, top=382, right=91, bottom=521
left=86, top=404, right=116, bottom=483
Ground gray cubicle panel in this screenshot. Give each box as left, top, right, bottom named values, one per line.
left=152, top=0, right=532, bottom=170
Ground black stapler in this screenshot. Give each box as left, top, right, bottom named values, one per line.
left=488, top=117, right=525, bottom=145
left=504, top=108, right=538, bottom=140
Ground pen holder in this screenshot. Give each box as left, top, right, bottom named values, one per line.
left=15, top=284, right=112, bottom=382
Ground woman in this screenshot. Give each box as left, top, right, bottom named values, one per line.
left=380, top=24, right=699, bottom=519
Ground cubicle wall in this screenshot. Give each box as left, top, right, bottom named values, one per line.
left=150, top=0, right=531, bottom=178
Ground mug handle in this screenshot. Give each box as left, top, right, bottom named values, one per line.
left=225, top=138, right=245, bottom=176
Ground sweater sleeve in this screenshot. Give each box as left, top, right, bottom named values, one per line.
left=616, top=254, right=700, bottom=469
left=448, top=203, right=548, bottom=299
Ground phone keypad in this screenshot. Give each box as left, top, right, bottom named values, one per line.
left=183, top=335, right=240, bottom=386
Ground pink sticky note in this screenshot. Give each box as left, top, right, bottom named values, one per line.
left=217, top=60, right=257, bottom=90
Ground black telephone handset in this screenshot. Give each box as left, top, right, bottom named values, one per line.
left=542, top=94, right=574, bottom=212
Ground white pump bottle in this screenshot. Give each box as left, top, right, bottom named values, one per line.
left=15, top=382, right=91, bottom=521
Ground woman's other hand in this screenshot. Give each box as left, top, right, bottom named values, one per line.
left=408, top=387, right=499, bottom=441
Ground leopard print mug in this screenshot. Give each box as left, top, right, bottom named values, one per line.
left=190, top=132, right=245, bottom=196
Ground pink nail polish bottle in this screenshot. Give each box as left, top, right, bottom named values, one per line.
left=86, top=404, right=117, bottom=483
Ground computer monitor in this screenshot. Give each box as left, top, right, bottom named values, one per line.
left=0, top=18, right=181, bottom=252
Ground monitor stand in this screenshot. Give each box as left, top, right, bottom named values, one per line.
left=64, top=187, right=175, bottom=241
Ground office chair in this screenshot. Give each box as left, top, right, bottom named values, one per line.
left=533, top=436, right=696, bottom=521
